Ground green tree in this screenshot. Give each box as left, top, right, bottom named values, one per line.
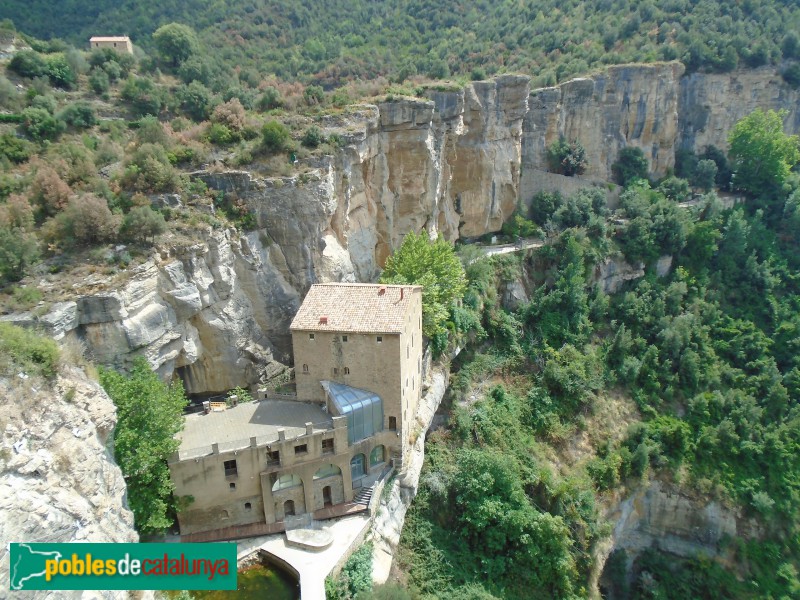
left=612, top=146, right=649, bottom=186
left=20, top=106, right=63, bottom=141
left=728, top=109, right=800, bottom=196
left=8, top=49, right=47, bottom=79
left=0, top=225, right=38, bottom=284
left=261, top=120, right=290, bottom=152
left=691, top=159, right=718, bottom=191
left=546, top=137, right=587, bottom=176
left=99, top=357, right=188, bottom=533
left=178, top=81, right=215, bottom=121
left=153, top=23, right=200, bottom=69
left=121, top=205, right=167, bottom=244
left=380, top=231, right=466, bottom=338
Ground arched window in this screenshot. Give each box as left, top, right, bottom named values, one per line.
left=370, top=445, right=385, bottom=466
left=272, top=473, right=302, bottom=491
left=244, top=502, right=252, bottom=510
left=314, top=464, right=342, bottom=479
left=302, top=364, right=308, bottom=373
left=350, top=454, right=366, bottom=479
left=344, top=367, right=350, bottom=375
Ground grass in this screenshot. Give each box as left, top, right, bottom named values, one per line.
left=0, top=322, right=60, bottom=378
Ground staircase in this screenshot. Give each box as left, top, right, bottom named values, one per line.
left=353, top=484, right=374, bottom=506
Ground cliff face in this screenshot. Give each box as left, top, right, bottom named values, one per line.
left=14, top=65, right=800, bottom=394
left=0, top=365, right=143, bottom=599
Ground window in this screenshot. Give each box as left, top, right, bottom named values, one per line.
left=342, top=335, right=348, bottom=342
left=223, top=459, right=238, bottom=477
left=229, top=482, right=236, bottom=491
left=294, top=444, right=308, bottom=455
left=376, top=336, right=382, bottom=343
left=272, top=473, right=302, bottom=491
left=370, top=445, right=385, bottom=466
left=333, top=367, right=339, bottom=375
left=314, top=464, right=341, bottom=479
left=302, top=364, right=308, bottom=373
left=344, top=367, right=350, bottom=375
left=389, top=416, right=397, bottom=430
left=309, top=333, right=315, bottom=340
left=244, top=502, right=252, bottom=511
left=267, top=450, right=280, bottom=465
left=350, top=454, right=366, bottom=479
left=322, top=438, right=334, bottom=454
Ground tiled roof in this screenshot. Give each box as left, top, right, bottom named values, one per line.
left=90, top=36, right=131, bottom=42
left=290, top=283, right=421, bottom=334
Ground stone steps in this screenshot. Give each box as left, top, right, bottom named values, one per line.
left=353, top=485, right=374, bottom=506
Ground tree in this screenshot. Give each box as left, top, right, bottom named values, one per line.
left=0, top=225, right=38, bottom=284
left=153, top=23, right=200, bottom=69
left=380, top=230, right=466, bottom=338
left=691, top=159, right=718, bottom=192
left=612, top=146, right=649, bottom=186
left=121, top=76, right=165, bottom=117
left=20, top=107, right=63, bottom=141
left=8, top=49, right=47, bottom=79
left=57, top=102, right=96, bottom=129
left=121, top=205, right=167, bottom=243
left=178, top=81, right=215, bottom=121
left=546, top=137, right=588, bottom=176
left=261, top=120, right=290, bottom=152
left=301, top=125, right=324, bottom=148
left=728, top=109, right=800, bottom=196
left=99, top=357, right=188, bottom=533
left=54, top=195, right=120, bottom=246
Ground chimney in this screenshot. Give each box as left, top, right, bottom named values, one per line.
left=400, top=287, right=404, bottom=300
left=378, top=287, right=386, bottom=296
left=305, top=422, right=314, bottom=435
left=319, top=316, right=328, bottom=325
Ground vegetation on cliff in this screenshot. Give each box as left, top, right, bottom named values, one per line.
left=100, top=357, right=188, bottom=534
left=393, top=112, right=800, bottom=599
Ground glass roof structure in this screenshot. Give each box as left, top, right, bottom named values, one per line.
left=321, top=381, right=384, bottom=445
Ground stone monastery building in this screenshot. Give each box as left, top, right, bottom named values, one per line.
left=168, top=283, right=423, bottom=537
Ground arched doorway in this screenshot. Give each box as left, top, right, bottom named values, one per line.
left=313, top=464, right=344, bottom=509
left=284, top=500, right=295, bottom=517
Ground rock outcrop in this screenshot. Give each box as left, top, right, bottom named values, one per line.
left=0, top=364, right=145, bottom=599
left=591, top=480, right=763, bottom=598
left=9, top=65, right=800, bottom=394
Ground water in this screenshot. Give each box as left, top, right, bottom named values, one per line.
left=172, top=561, right=300, bottom=600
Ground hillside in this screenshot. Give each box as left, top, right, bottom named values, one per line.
left=0, top=7, right=799, bottom=599
left=4, top=0, right=800, bottom=88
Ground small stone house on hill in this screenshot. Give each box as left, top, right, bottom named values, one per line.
left=168, top=283, right=423, bottom=537
left=89, top=36, right=133, bottom=54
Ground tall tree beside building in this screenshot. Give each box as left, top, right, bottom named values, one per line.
left=380, top=231, right=466, bottom=339
left=100, top=357, right=188, bottom=533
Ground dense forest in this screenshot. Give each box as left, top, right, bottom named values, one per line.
left=4, top=0, right=800, bottom=87
left=389, top=120, right=800, bottom=598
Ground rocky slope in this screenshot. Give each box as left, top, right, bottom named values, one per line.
left=0, top=363, right=143, bottom=599
left=11, top=64, right=800, bottom=394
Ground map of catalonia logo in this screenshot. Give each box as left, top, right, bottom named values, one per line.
left=9, top=543, right=237, bottom=591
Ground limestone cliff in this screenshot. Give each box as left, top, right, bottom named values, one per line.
left=10, top=65, right=800, bottom=394
left=0, top=364, right=144, bottom=599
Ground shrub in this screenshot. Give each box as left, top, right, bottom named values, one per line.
left=304, top=84, right=324, bottom=105
left=211, top=98, right=246, bottom=132
left=57, top=102, right=96, bottom=129
left=546, top=137, right=588, bottom=176
left=0, top=133, right=33, bottom=164
left=45, top=54, right=76, bottom=89
left=206, top=123, right=235, bottom=145
left=121, top=76, right=165, bottom=117
left=0, top=194, right=35, bottom=229
left=261, top=120, right=290, bottom=152
left=177, top=81, right=215, bottom=122
left=30, top=94, right=57, bottom=114
left=301, top=125, right=324, bottom=148
left=53, top=194, right=120, bottom=246
left=528, top=190, right=562, bottom=226
left=8, top=49, right=47, bottom=79
left=20, top=106, right=63, bottom=141
left=0, top=323, right=59, bottom=378
left=0, top=225, right=39, bottom=284
left=88, top=67, right=110, bottom=95
left=121, top=205, right=167, bottom=243
left=30, top=165, right=72, bottom=216
left=611, top=146, right=649, bottom=186
left=120, top=143, right=182, bottom=193
left=258, top=87, right=283, bottom=111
